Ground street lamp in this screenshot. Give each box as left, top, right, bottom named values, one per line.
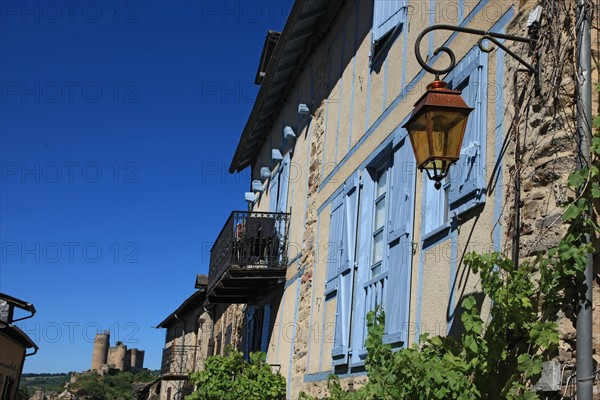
left=403, top=80, right=473, bottom=189
left=405, top=24, right=538, bottom=189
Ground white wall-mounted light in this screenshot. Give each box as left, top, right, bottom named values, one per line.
left=244, top=192, right=257, bottom=203
left=298, top=103, right=311, bottom=115
left=283, top=126, right=296, bottom=140
left=271, top=149, right=283, bottom=163
left=260, top=167, right=271, bottom=181
left=252, top=180, right=264, bottom=192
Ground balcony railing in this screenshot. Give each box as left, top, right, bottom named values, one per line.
left=161, top=345, right=198, bottom=378
left=207, top=211, right=289, bottom=303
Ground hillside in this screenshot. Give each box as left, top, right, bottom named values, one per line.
left=20, top=370, right=159, bottom=399
left=20, top=373, right=70, bottom=395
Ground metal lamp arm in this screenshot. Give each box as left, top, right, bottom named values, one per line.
left=415, top=24, right=538, bottom=80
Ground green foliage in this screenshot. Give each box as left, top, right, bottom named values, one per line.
left=20, top=373, right=69, bottom=395
left=298, top=234, right=590, bottom=400
left=68, top=370, right=157, bottom=400
left=186, top=347, right=286, bottom=400
left=299, top=248, right=568, bottom=400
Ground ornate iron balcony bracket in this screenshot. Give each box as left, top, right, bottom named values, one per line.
left=415, top=25, right=539, bottom=89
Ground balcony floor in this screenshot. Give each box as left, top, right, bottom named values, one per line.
left=207, top=265, right=286, bottom=304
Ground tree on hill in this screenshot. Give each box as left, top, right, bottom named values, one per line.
left=68, top=370, right=158, bottom=400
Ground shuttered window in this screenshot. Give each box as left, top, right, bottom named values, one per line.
left=260, top=304, right=271, bottom=353
left=373, top=0, right=406, bottom=43
left=362, top=159, right=390, bottom=333
left=422, top=47, right=487, bottom=237
left=350, top=137, right=416, bottom=364
left=423, top=177, right=448, bottom=236
left=447, top=48, right=487, bottom=214
left=269, top=154, right=290, bottom=213
left=328, top=136, right=416, bottom=368
left=382, top=137, right=415, bottom=345
left=325, top=176, right=359, bottom=366
left=245, top=304, right=271, bottom=356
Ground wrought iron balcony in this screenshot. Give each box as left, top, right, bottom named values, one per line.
left=207, top=211, right=289, bottom=304
left=160, top=347, right=171, bottom=376
left=160, top=345, right=198, bottom=379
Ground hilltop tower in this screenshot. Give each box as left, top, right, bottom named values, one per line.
left=135, top=350, right=145, bottom=369
left=107, top=342, right=127, bottom=370
left=91, top=331, right=110, bottom=371
left=128, top=348, right=145, bottom=370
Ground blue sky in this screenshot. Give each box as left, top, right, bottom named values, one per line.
left=0, top=0, right=291, bottom=373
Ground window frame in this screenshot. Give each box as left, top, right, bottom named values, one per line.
left=421, top=47, right=488, bottom=243
left=349, top=134, right=416, bottom=366
left=369, top=159, right=391, bottom=279
left=370, top=0, right=407, bottom=64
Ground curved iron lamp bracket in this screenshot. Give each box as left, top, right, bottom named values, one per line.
left=415, top=25, right=539, bottom=89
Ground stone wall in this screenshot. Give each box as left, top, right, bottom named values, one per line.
left=210, top=303, right=245, bottom=355
left=158, top=306, right=215, bottom=400
left=503, top=1, right=599, bottom=397
left=287, top=71, right=328, bottom=398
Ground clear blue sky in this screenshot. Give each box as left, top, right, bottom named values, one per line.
left=0, top=0, right=291, bottom=373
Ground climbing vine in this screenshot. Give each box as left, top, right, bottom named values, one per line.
left=186, top=348, right=286, bottom=400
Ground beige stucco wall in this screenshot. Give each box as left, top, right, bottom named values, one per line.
left=264, top=1, right=514, bottom=396
left=0, top=332, right=27, bottom=399
left=215, top=0, right=600, bottom=398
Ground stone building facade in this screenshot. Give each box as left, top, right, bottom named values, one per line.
left=156, top=276, right=215, bottom=400
left=176, top=1, right=600, bottom=398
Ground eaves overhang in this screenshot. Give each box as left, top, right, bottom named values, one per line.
left=1, top=325, right=39, bottom=351
left=229, top=0, right=340, bottom=173
left=156, top=289, right=206, bottom=329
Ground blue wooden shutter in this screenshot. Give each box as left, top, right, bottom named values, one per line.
left=387, top=137, right=414, bottom=243
left=373, top=0, right=406, bottom=43
left=325, top=191, right=344, bottom=360
left=340, top=177, right=358, bottom=275
left=260, top=304, right=271, bottom=353
left=384, top=137, right=415, bottom=345
left=277, top=154, right=290, bottom=213
left=423, top=176, right=445, bottom=235
left=447, top=48, right=487, bottom=212
left=269, top=154, right=290, bottom=213
left=245, top=306, right=256, bottom=357
left=331, top=177, right=359, bottom=366
left=269, top=168, right=280, bottom=213
left=351, top=171, right=373, bottom=362
left=325, top=193, right=345, bottom=288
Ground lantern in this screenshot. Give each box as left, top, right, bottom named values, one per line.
left=403, top=80, right=473, bottom=189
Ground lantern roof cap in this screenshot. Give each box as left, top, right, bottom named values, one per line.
left=408, top=80, right=473, bottom=115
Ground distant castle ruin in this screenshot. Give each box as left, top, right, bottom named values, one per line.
left=91, top=331, right=145, bottom=373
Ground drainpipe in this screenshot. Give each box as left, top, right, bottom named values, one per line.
left=575, top=1, right=594, bottom=399
left=512, top=71, right=522, bottom=269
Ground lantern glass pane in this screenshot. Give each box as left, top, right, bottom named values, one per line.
left=422, top=159, right=452, bottom=171
left=406, top=113, right=430, bottom=168
left=429, top=110, right=469, bottom=158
